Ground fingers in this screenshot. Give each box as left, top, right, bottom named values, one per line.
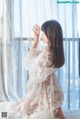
left=32, top=24, right=40, bottom=36
left=33, top=24, right=40, bottom=30
left=33, top=24, right=39, bottom=30
left=32, top=28, right=38, bottom=36
left=32, top=25, right=40, bottom=33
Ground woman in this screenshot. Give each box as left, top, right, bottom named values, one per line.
left=8, top=20, right=65, bottom=119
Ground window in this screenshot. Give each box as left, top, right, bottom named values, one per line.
left=0, top=0, right=79, bottom=110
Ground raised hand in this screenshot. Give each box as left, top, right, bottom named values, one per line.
left=32, top=24, right=40, bottom=40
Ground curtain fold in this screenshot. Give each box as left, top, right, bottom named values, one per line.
left=0, top=0, right=18, bottom=101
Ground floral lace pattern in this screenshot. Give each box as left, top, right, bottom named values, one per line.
left=7, top=48, right=64, bottom=119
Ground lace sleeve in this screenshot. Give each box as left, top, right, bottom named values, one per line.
left=24, top=52, right=58, bottom=106
left=31, top=52, right=58, bottom=84
left=23, top=47, right=41, bottom=71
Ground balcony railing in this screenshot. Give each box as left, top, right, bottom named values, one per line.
left=0, top=37, right=79, bottom=110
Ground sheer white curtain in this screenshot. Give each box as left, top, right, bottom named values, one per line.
left=0, top=0, right=17, bottom=101
left=0, top=0, right=79, bottom=110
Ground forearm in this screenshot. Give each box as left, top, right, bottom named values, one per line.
left=28, top=39, right=39, bottom=54
left=32, top=38, right=39, bottom=49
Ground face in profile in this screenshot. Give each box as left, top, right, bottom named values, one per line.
left=40, top=31, right=49, bottom=43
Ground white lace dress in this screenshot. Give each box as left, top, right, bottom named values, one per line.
left=7, top=47, right=64, bottom=119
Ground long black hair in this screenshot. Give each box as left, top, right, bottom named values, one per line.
left=41, top=20, right=65, bottom=68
